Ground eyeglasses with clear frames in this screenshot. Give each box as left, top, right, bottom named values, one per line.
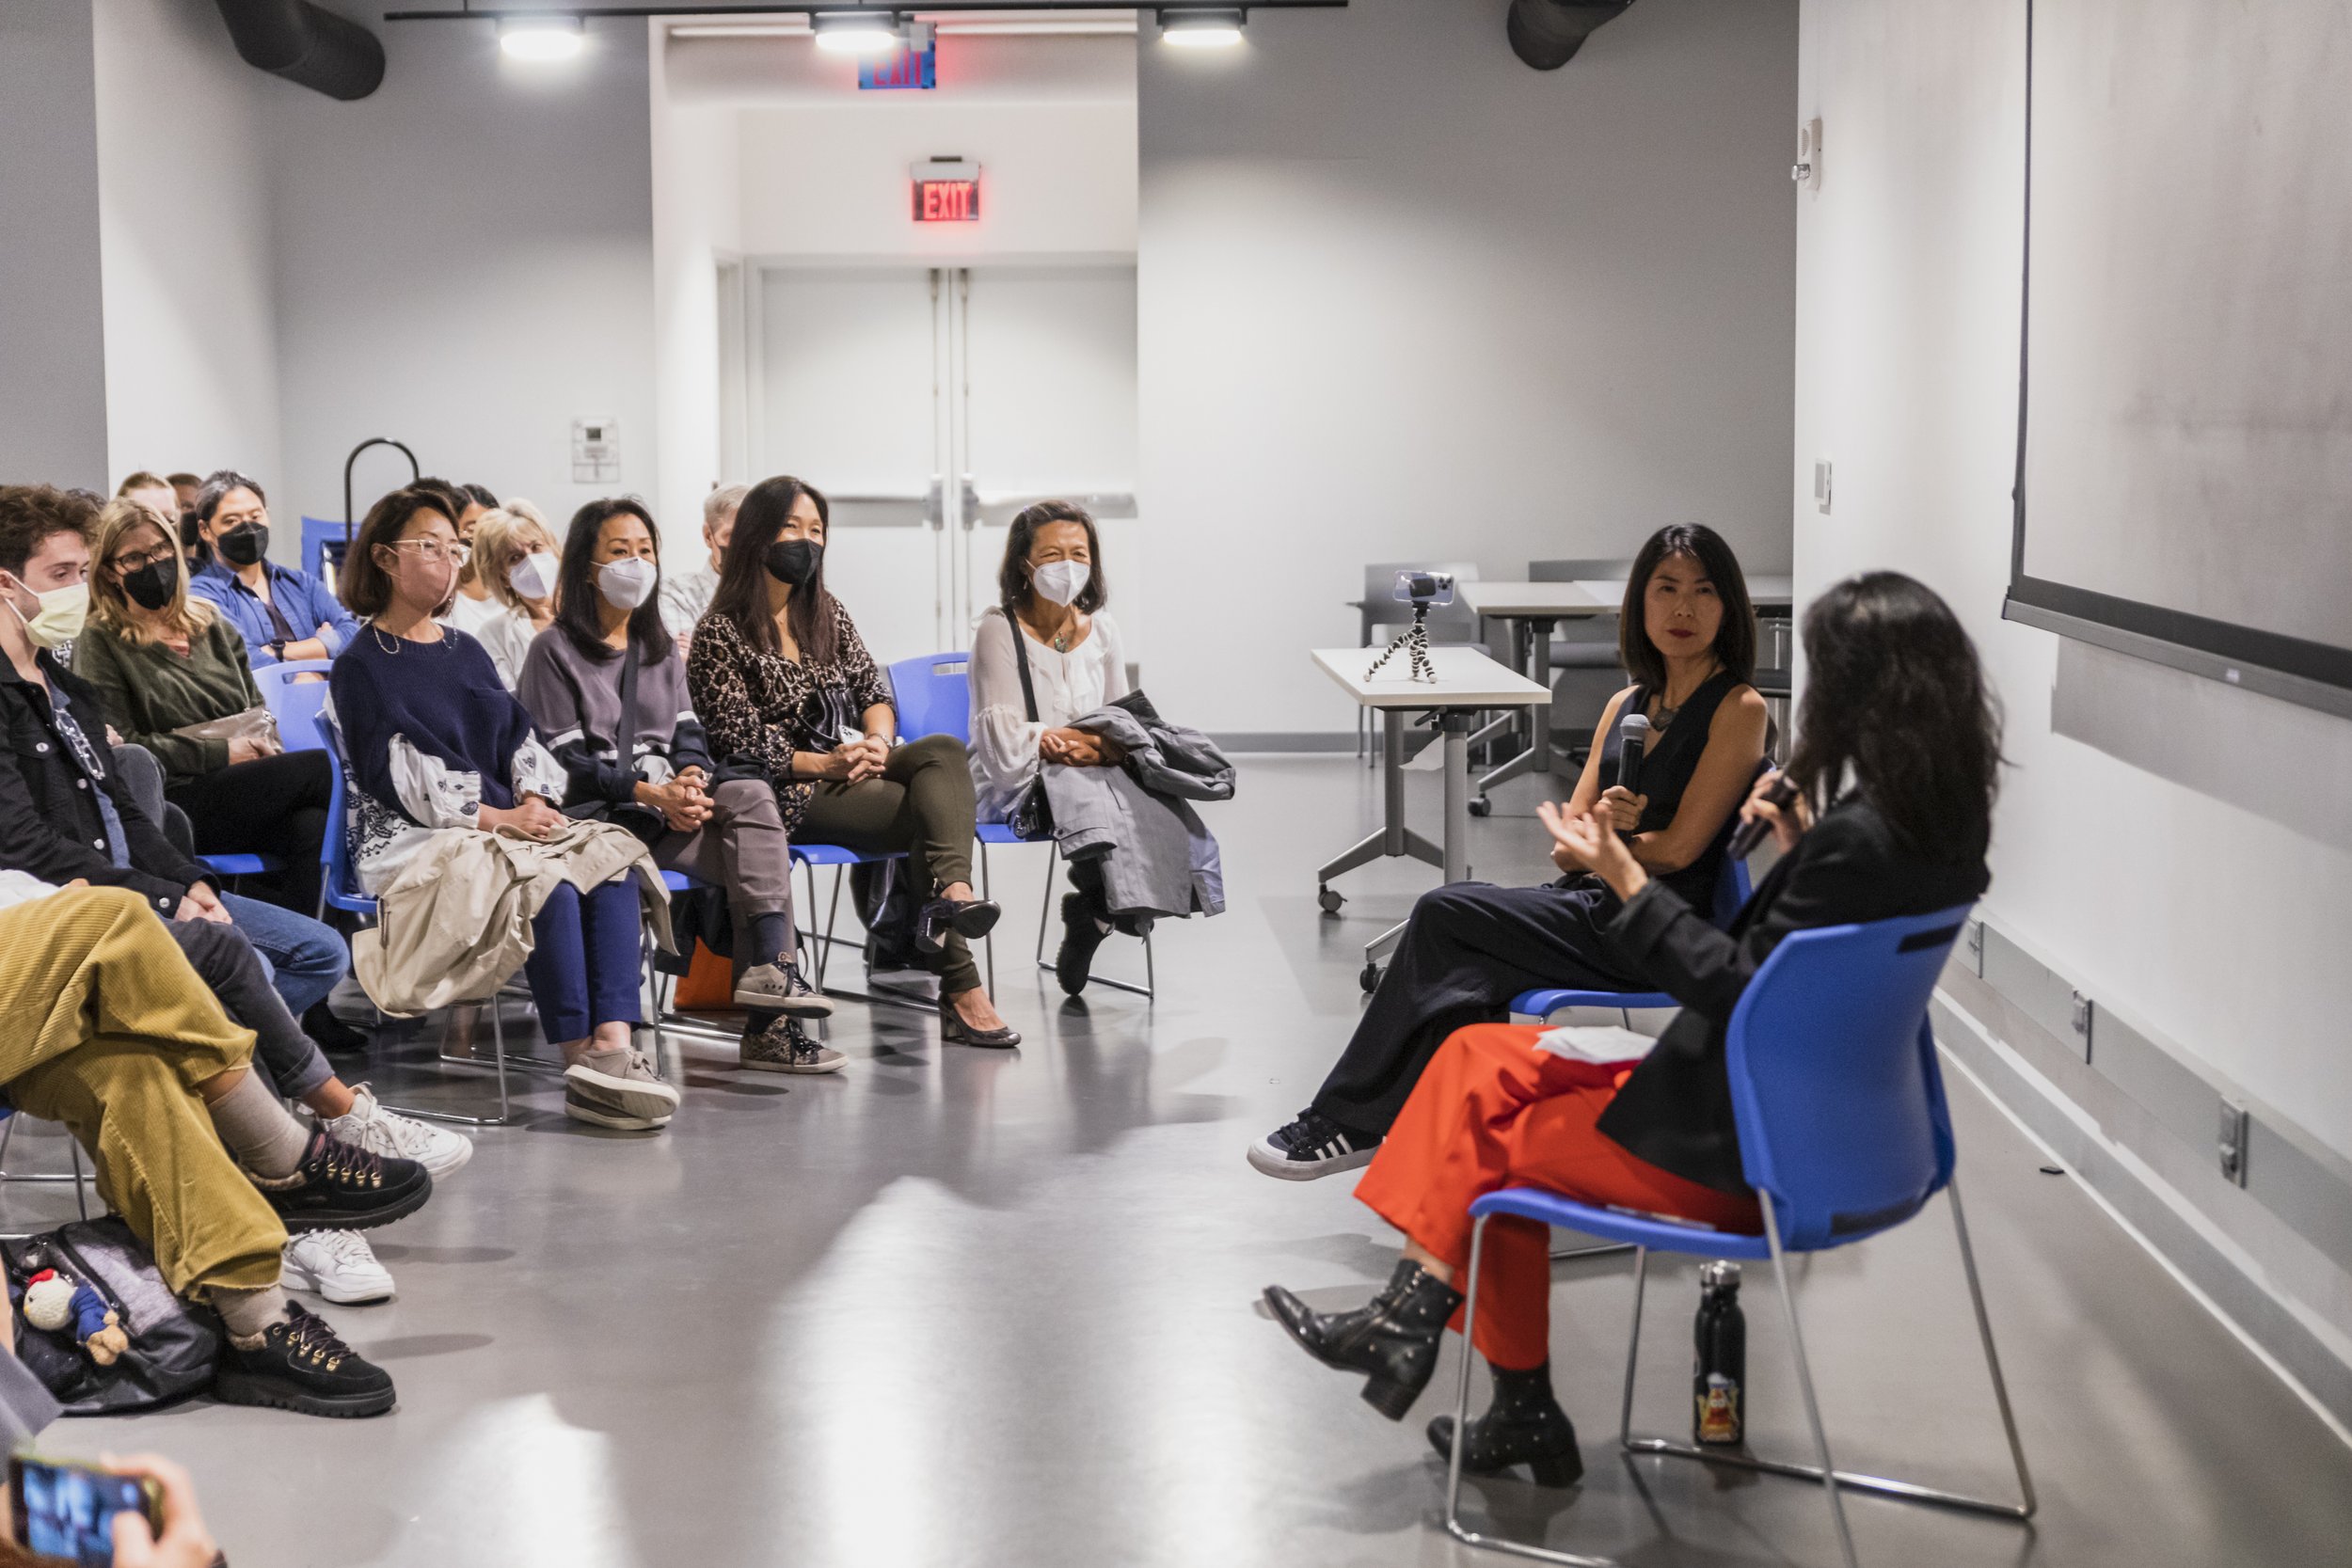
left=385, top=539, right=463, bottom=564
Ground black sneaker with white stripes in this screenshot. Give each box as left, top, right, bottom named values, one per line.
left=1248, top=1108, right=1383, bottom=1180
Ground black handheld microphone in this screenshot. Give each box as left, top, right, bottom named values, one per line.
left=1615, top=712, right=1649, bottom=800
left=1727, top=773, right=1801, bottom=860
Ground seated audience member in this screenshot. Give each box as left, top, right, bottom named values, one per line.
left=688, top=475, right=1018, bottom=1047
left=970, top=501, right=1227, bottom=993
left=115, top=470, right=179, bottom=525
left=658, top=482, right=745, bottom=650
left=0, top=882, right=437, bottom=1417
left=167, top=473, right=202, bottom=517
left=446, top=502, right=559, bottom=688
left=186, top=470, right=358, bottom=669
left=330, top=485, right=682, bottom=1131
left=1262, top=572, right=1999, bottom=1484
left=1250, top=523, right=1769, bottom=1180
left=518, top=498, right=835, bottom=1073
left=72, top=499, right=330, bottom=918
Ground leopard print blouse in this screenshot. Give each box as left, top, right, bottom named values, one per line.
left=685, top=595, right=894, bottom=835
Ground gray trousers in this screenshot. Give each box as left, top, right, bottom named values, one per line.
left=653, top=777, right=797, bottom=964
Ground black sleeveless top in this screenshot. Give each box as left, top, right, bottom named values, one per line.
left=1595, top=668, right=1745, bottom=909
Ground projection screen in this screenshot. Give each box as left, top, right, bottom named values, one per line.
left=2006, top=0, right=2352, bottom=717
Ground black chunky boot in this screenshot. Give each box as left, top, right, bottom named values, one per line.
left=1426, top=1360, right=1584, bottom=1486
left=1264, top=1259, right=1465, bottom=1420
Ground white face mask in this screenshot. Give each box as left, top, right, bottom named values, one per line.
left=3, top=576, right=87, bottom=651
left=597, top=556, right=659, bottom=610
left=1032, top=560, right=1090, bottom=608
left=508, top=550, right=560, bottom=603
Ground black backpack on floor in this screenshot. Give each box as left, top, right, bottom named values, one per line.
left=2, top=1217, right=223, bottom=1414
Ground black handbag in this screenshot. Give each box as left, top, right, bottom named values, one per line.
left=3, top=1218, right=223, bottom=1415
left=999, top=610, right=1056, bottom=841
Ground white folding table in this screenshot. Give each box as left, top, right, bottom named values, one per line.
left=1456, top=579, right=1612, bottom=801
left=1311, top=645, right=1550, bottom=986
left=1573, top=574, right=1795, bottom=610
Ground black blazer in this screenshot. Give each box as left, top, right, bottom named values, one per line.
left=1596, top=797, right=1990, bottom=1196
left=0, top=651, right=211, bottom=915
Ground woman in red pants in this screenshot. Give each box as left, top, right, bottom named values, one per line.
left=1264, top=572, right=2000, bottom=1486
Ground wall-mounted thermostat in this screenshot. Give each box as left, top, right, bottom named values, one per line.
left=573, top=417, right=620, bottom=483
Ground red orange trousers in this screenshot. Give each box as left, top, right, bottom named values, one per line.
left=1354, top=1022, right=1761, bottom=1370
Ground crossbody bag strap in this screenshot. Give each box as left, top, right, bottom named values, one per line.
left=1001, top=607, right=1040, bottom=724
left=617, top=641, right=643, bottom=766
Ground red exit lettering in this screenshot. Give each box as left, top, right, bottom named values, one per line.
left=913, top=179, right=979, bottom=223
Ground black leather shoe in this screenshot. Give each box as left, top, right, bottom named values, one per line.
left=938, top=994, right=1020, bottom=1048
left=916, top=895, right=1002, bottom=954
left=1263, top=1259, right=1464, bottom=1420
left=1427, top=1360, right=1584, bottom=1486
left=1055, top=892, right=1109, bottom=996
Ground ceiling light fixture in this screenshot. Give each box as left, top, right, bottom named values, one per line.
left=812, top=10, right=904, bottom=54
left=497, top=14, right=584, bottom=60
left=1159, top=8, right=1246, bottom=47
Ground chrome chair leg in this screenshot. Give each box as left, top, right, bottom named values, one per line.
left=1445, top=1211, right=1617, bottom=1567
left=1033, top=838, right=1155, bottom=1000
left=978, top=837, right=995, bottom=996
left=389, top=990, right=525, bottom=1127
left=1763, top=1198, right=1862, bottom=1568
left=1948, top=1178, right=2039, bottom=1517
left=68, top=1141, right=89, bottom=1221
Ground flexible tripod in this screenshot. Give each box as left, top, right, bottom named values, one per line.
left=1365, top=601, right=1438, bottom=683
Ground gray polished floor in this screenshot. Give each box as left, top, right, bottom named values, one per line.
left=13, top=756, right=2348, bottom=1565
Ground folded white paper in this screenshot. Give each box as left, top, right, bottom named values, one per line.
left=1531, top=1023, right=1655, bottom=1064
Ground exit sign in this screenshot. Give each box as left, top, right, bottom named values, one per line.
left=912, top=158, right=980, bottom=223
left=859, top=41, right=934, bottom=90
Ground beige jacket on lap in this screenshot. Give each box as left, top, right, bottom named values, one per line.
left=352, top=817, right=673, bottom=1016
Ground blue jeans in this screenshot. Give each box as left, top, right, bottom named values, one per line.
left=221, top=892, right=350, bottom=1019
left=523, top=879, right=644, bottom=1044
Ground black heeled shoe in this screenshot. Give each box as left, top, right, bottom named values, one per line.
left=916, top=895, right=1002, bottom=954
left=1055, top=892, right=1110, bottom=996
left=1426, top=1360, right=1584, bottom=1486
left=938, top=993, right=1021, bottom=1049
left=1263, top=1259, right=1464, bottom=1420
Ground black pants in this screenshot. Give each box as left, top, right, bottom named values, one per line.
left=1311, top=879, right=1644, bottom=1137
left=798, top=734, right=982, bottom=995
left=165, top=750, right=330, bottom=919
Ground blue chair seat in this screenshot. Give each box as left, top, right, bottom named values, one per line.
left=1470, top=1187, right=1767, bottom=1262
left=199, top=852, right=282, bottom=878
left=1511, top=985, right=1677, bottom=1017
left=977, top=822, right=1025, bottom=846
left=791, top=843, right=892, bottom=868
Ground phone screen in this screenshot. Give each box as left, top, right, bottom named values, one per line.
left=10, top=1456, right=151, bottom=1566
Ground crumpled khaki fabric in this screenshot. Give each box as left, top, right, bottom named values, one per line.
left=352, top=818, right=674, bottom=1018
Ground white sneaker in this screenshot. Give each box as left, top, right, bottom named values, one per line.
left=281, top=1229, right=395, bottom=1305
left=323, top=1083, right=474, bottom=1179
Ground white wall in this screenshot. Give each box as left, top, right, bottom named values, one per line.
left=649, top=29, right=745, bottom=559
left=1794, top=0, right=2352, bottom=1162
left=91, top=0, right=283, bottom=492
left=0, top=0, right=109, bottom=490
left=267, top=13, right=658, bottom=534
left=1136, top=0, right=1799, bottom=736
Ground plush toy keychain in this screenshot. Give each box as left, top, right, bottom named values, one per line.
left=20, top=1268, right=129, bottom=1367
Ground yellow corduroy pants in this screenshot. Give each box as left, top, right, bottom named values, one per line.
left=0, top=888, right=286, bottom=1298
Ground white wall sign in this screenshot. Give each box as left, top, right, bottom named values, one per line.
left=572, top=416, right=620, bottom=483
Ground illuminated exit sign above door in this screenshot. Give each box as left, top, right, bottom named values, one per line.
left=912, top=157, right=980, bottom=223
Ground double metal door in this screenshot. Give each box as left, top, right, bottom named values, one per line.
left=747, top=261, right=1137, bottom=665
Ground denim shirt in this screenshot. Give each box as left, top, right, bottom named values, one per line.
left=190, top=559, right=359, bottom=665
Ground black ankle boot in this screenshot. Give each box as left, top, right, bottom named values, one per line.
left=1264, top=1259, right=1465, bottom=1421
left=1426, top=1359, right=1584, bottom=1486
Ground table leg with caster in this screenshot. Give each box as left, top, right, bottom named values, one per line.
left=1318, top=707, right=1440, bottom=913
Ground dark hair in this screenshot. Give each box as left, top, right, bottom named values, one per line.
left=555, top=497, right=675, bottom=665
left=0, top=484, right=99, bottom=578
left=1788, top=572, right=2002, bottom=863
left=413, top=476, right=473, bottom=521
left=706, top=475, right=838, bottom=663
left=462, top=483, right=500, bottom=510
left=342, top=485, right=460, bottom=620
left=1617, top=522, right=1756, bottom=690
left=997, top=500, right=1108, bottom=616
left=165, top=472, right=201, bottom=489
left=193, top=469, right=266, bottom=528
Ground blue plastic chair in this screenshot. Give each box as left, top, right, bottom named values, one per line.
left=253, top=658, right=333, bottom=753
left=1443, top=905, right=2034, bottom=1568
left=1508, top=849, right=1752, bottom=1027
left=885, top=649, right=1154, bottom=1001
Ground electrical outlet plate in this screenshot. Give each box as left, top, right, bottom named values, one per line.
left=1791, top=117, right=1822, bottom=190
left=2217, top=1099, right=2249, bottom=1185
left=2070, top=990, right=2093, bottom=1061
left=1813, top=459, right=1833, bottom=515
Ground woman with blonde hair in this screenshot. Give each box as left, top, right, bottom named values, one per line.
left=74, top=499, right=331, bottom=917
left=446, top=500, right=559, bottom=688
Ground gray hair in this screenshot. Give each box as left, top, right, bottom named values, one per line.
left=703, top=483, right=749, bottom=536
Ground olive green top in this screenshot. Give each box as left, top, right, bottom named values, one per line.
left=72, top=616, right=265, bottom=783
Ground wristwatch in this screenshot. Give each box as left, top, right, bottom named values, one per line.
left=266, top=639, right=288, bottom=662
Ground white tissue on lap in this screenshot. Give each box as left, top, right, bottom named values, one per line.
left=1532, top=1023, right=1656, bottom=1065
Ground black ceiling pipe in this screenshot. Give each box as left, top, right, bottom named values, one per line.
left=1506, top=0, right=1635, bottom=71
left=213, top=0, right=386, bottom=100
